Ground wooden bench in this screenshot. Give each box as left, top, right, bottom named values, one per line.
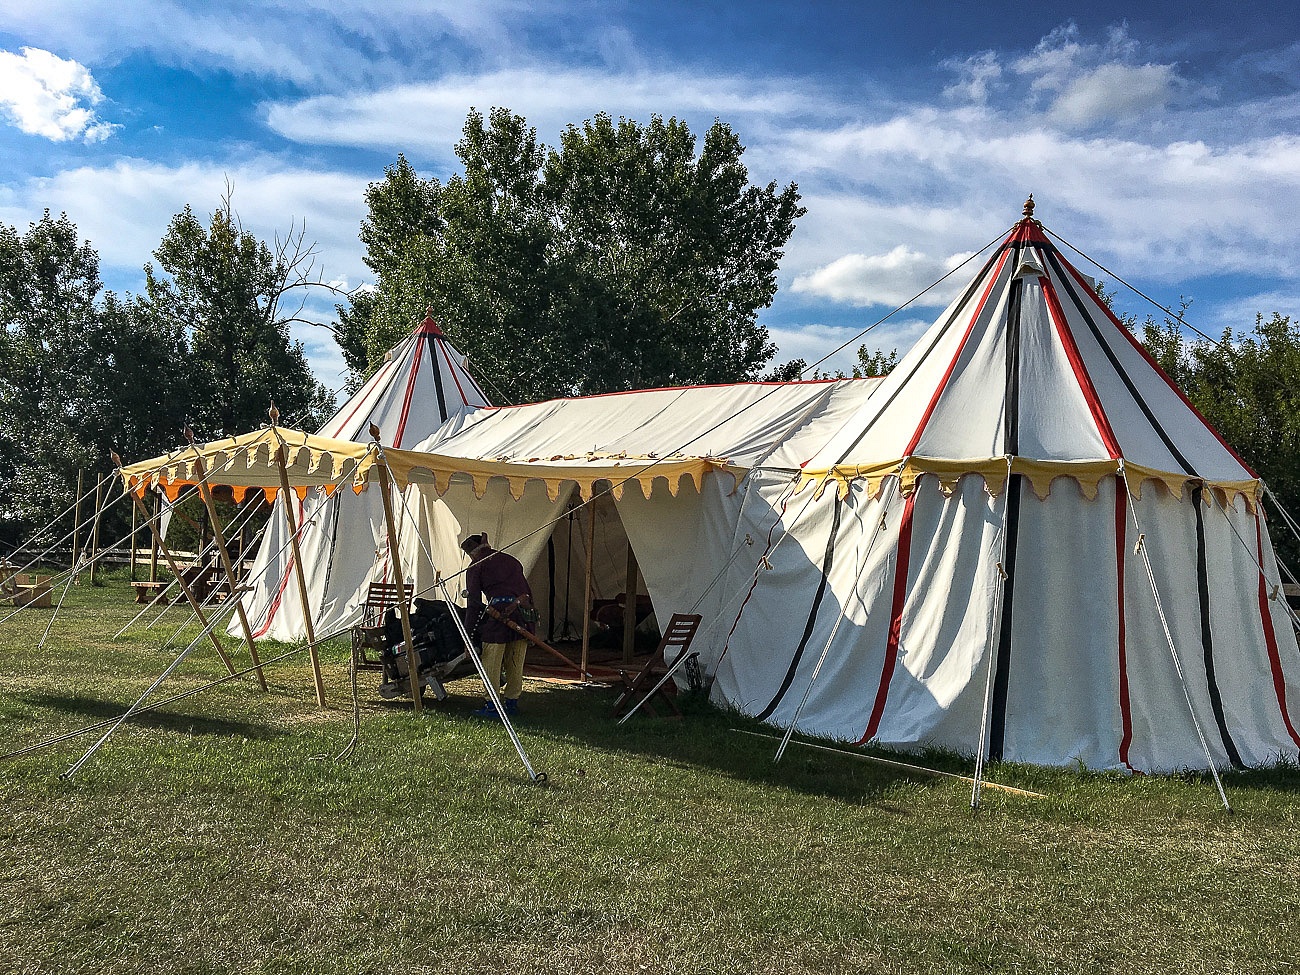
left=10, top=573, right=52, bottom=609
left=130, top=581, right=170, bottom=604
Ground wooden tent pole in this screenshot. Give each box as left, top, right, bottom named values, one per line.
left=275, top=443, right=326, bottom=708
left=112, top=455, right=237, bottom=678
left=622, top=541, right=638, bottom=664
left=130, top=495, right=138, bottom=580
left=580, top=497, right=596, bottom=681
left=185, top=443, right=267, bottom=691
left=71, top=468, right=84, bottom=570
left=370, top=426, right=422, bottom=712
left=89, top=474, right=105, bottom=586
left=148, top=491, right=160, bottom=583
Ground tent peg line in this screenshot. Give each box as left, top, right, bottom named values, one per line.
left=733, top=729, right=1047, bottom=799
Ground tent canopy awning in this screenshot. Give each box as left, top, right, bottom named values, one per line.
left=118, top=428, right=375, bottom=501
left=117, top=427, right=732, bottom=502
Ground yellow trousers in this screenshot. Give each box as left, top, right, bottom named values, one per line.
left=480, top=639, right=527, bottom=699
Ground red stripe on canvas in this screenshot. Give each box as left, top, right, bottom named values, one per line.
left=393, top=334, right=426, bottom=448
left=325, top=354, right=399, bottom=439
left=438, top=339, right=472, bottom=405
left=1058, top=257, right=1257, bottom=477
left=1041, top=273, right=1122, bottom=459
left=860, top=491, right=916, bottom=743
left=1254, top=513, right=1300, bottom=748
left=250, top=496, right=308, bottom=638
left=903, top=249, right=1014, bottom=455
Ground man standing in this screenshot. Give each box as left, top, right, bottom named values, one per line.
left=461, top=532, right=534, bottom=717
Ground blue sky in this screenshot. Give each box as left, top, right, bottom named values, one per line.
left=2, top=1, right=1299, bottom=399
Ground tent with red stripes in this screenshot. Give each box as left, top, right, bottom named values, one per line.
left=235, top=314, right=489, bottom=642
left=711, top=200, right=1300, bottom=771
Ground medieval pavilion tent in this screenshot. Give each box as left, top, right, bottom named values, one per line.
left=234, top=314, right=489, bottom=642
left=711, top=202, right=1300, bottom=772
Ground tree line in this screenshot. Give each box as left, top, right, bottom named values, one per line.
left=2, top=105, right=1298, bottom=567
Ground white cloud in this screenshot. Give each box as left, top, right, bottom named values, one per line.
left=0, top=0, right=577, bottom=87
left=943, top=51, right=1003, bottom=104
left=1046, top=62, right=1177, bottom=127
left=0, top=46, right=118, bottom=142
left=263, top=67, right=812, bottom=158
left=791, top=246, right=974, bottom=308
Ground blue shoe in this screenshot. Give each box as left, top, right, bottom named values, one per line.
left=504, top=698, right=519, bottom=716
left=472, top=702, right=499, bottom=718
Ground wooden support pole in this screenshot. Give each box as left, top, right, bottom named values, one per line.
left=148, top=492, right=160, bottom=583
left=71, top=468, right=85, bottom=570
left=130, top=497, right=138, bottom=580
left=89, top=474, right=105, bottom=586
left=112, top=459, right=237, bottom=678
left=371, top=428, right=422, bottom=712
left=275, top=443, right=326, bottom=708
left=187, top=445, right=267, bottom=692
left=580, top=497, right=596, bottom=682
left=623, top=540, right=638, bottom=664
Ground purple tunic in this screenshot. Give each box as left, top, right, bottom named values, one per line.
left=464, top=546, right=534, bottom=643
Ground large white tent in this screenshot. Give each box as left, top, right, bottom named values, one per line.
left=235, top=315, right=489, bottom=642
left=712, top=203, right=1300, bottom=772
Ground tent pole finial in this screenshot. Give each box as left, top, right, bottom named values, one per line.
left=1022, top=194, right=1035, bottom=219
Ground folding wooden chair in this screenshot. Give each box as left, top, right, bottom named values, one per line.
left=610, top=612, right=702, bottom=719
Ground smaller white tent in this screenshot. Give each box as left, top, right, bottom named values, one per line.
left=392, top=378, right=882, bottom=669
left=236, top=315, right=489, bottom=642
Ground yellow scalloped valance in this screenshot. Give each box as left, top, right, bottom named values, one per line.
left=798, top=456, right=1261, bottom=512
left=377, top=446, right=732, bottom=501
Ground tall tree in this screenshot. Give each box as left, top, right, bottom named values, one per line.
left=143, top=198, right=334, bottom=437
left=350, top=108, right=804, bottom=402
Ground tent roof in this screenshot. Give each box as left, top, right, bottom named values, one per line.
left=416, top=378, right=884, bottom=473
left=801, top=210, right=1259, bottom=507
left=318, top=313, right=489, bottom=446
left=118, top=379, right=885, bottom=504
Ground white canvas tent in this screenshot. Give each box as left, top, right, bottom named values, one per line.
left=389, top=378, right=882, bottom=667
left=712, top=204, right=1300, bottom=772
left=235, top=315, right=489, bottom=642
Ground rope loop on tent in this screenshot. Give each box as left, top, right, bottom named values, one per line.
left=1121, top=468, right=1232, bottom=811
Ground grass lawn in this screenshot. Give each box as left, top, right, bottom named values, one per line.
left=2, top=571, right=1298, bottom=974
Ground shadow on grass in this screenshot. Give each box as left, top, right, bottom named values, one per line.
left=443, top=678, right=1300, bottom=803
left=15, top=691, right=284, bottom=741
left=429, top=680, right=944, bottom=807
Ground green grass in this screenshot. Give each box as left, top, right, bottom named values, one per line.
left=2, top=571, right=1299, bottom=974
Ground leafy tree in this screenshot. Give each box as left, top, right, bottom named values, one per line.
left=1141, top=310, right=1300, bottom=565
left=143, top=198, right=334, bottom=437
left=350, top=108, right=804, bottom=402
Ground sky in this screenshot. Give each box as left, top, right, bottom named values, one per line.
left=2, top=0, right=1300, bottom=402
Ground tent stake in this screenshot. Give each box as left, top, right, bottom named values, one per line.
left=274, top=439, right=326, bottom=708
left=186, top=435, right=267, bottom=691
left=112, top=454, right=238, bottom=678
